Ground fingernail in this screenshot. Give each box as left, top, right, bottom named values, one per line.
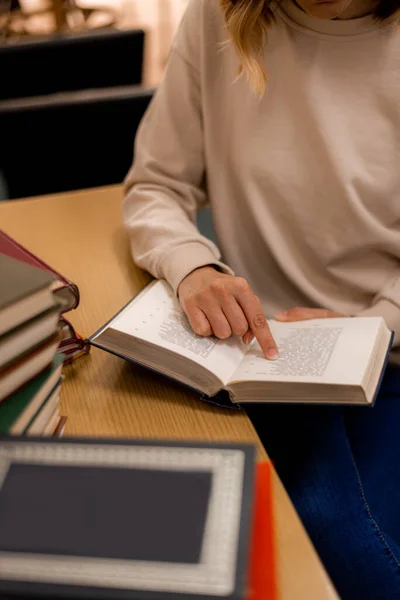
left=267, top=348, right=279, bottom=360
left=243, top=332, right=252, bottom=344
left=275, top=311, right=287, bottom=321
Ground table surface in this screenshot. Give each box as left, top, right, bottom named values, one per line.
left=1, top=185, right=339, bottom=600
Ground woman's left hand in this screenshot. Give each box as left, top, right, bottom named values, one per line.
left=275, top=307, right=344, bottom=322
left=242, top=307, right=345, bottom=345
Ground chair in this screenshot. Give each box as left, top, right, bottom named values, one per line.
left=0, top=86, right=153, bottom=198
left=197, top=206, right=217, bottom=244
left=0, top=28, right=145, bottom=101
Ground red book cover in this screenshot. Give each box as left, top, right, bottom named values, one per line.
left=248, top=461, right=278, bottom=600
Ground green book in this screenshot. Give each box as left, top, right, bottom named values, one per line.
left=0, top=353, right=64, bottom=434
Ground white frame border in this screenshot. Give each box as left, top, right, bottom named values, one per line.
left=0, top=443, right=245, bottom=596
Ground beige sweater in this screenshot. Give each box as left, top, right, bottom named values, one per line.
left=123, top=0, right=400, bottom=359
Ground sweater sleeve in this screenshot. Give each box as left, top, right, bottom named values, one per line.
left=358, top=272, right=400, bottom=346
left=123, top=0, right=232, bottom=295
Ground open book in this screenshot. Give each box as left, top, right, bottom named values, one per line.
left=90, top=281, right=393, bottom=406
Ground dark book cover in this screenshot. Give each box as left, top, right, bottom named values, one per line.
left=0, top=230, right=79, bottom=312
left=0, top=254, right=55, bottom=311
left=0, top=437, right=256, bottom=600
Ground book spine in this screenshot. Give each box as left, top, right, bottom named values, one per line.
left=53, top=282, right=80, bottom=313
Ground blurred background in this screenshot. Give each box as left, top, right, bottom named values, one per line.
left=0, top=0, right=190, bottom=201
left=1, top=0, right=189, bottom=85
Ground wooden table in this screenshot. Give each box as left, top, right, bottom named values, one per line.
left=1, top=185, right=339, bottom=600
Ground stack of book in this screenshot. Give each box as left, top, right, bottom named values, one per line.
left=0, top=230, right=89, bottom=364
left=0, top=253, right=67, bottom=437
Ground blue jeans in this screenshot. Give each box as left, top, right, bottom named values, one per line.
left=246, top=366, right=400, bottom=600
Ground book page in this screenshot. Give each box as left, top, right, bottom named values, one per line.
left=105, top=281, right=246, bottom=385
left=230, top=318, right=382, bottom=385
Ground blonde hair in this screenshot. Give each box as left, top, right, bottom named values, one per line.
left=220, top=0, right=400, bottom=93
left=219, top=0, right=276, bottom=94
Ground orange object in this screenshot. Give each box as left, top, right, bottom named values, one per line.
left=247, top=461, right=278, bottom=600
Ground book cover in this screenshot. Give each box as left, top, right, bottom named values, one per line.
left=0, top=437, right=255, bottom=600
left=25, top=380, right=62, bottom=435
left=42, top=408, right=61, bottom=437
left=0, top=354, right=64, bottom=433
left=0, top=230, right=79, bottom=312
left=247, top=462, right=277, bottom=600
left=0, top=306, right=61, bottom=370
left=0, top=253, right=55, bottom=310
left=0, top=332, right=61, bottom=403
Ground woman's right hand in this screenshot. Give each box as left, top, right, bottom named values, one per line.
left=178, top=266, right=279, bottom=359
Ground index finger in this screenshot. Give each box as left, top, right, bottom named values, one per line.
left=234, top=282, right=279, bottom=360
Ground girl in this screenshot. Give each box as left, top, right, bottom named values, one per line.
left=123, top=0, right=400, bottom=597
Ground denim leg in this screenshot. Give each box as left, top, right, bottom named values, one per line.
left=345, top=366, right=400, bottom=560
left=246, top=387, right=400, bottom=600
